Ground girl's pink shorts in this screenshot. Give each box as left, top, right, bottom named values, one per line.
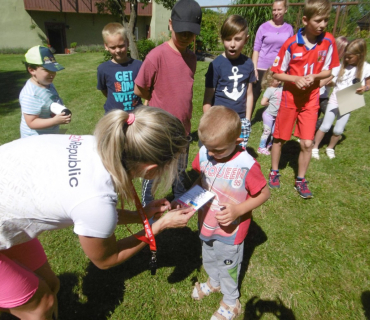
left=0, top=238, right=47, bottom=309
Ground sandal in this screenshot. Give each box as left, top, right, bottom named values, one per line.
left=191, top=278, right=220, bottom=300
left=211, top=299, right=242, bottom=320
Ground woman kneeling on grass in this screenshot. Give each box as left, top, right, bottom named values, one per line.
left=0, top=106, right=194, bottom=320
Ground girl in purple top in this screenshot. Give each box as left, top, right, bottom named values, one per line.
left=251, top=0, right=293, bottom=115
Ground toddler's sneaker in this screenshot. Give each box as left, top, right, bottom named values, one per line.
left=257, top=147, right=270, bottom=155
left=211, top=299, right=241, bottom=320
left=311, top=148, right=320, bottom=160
left=326, top=148, right=335, bottom=159
left=294, top=179, right=312, bottom=199
left=268, top=170, right=280, bottom=189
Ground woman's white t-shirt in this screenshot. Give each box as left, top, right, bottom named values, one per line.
left=0, top=135, right=118, bottom=250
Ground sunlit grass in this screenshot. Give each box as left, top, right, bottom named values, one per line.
left=0, top=53, right=369, bottom=320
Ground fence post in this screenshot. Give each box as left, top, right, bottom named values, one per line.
left=333, top=5, right=341, bottom=36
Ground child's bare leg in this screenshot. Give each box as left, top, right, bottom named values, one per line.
left=327, top=134, right=341, bottom=150
left=271, top=139, right=285, bottom=170
left=298, top=139, right=313, bottom=177
left=313, top=129, right=325, bottom=149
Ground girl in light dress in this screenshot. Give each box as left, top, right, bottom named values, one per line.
left=312, top=39, right=370, bottom=159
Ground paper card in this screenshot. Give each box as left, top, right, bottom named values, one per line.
left=177, top=185, right=215, bottom=211
left=337, top=82, right=365, bottom=116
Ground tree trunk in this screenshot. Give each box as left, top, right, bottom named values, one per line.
left=122, top=0, right=139, bottom=59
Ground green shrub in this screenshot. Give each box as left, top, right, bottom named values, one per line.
left=75, top=44, right=105, bottom=53
left=136, top=39, right=156, bottom=61
left=153, top=32, right=170, bottom=46
left=360, top=30, right=370, bottom=39
left=70, top=42, right=77, bottom=48
left=0, top=47, right=28, bottom=54
left=103, top=50, right=112, bottom=62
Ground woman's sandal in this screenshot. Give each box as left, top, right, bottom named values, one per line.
left=191, top=278, right=221, bottom=300
left=211, top=299, right=242, bottom=320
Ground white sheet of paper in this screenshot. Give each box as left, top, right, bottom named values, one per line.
left=337, top=82, right=365, bottom=116
left=177, top=185, right=215, bottom=211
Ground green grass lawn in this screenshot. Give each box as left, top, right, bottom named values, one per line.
left=0, top=52, right=370, bottom=320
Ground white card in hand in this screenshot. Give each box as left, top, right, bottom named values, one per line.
left=177, top=185, right=215, bottom=211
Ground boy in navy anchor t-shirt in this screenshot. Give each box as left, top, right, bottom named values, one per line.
left=203, top=15, right=255, bottom=148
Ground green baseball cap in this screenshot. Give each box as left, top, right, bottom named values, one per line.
left=25, top=46, right=65, bottom=72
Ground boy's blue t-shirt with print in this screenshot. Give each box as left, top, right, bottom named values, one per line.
left=205, top=54, right=255, bottom=118
left=97, top=59, right=142, bottom=113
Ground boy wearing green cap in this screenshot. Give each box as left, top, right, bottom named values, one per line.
left=20, top=45, right=71, bottom=138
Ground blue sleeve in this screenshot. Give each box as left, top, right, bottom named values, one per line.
left=248, top=61, right=256, bottom=83
left=205, top=62, right=213, bottom=88
left=205, top=61, right=218, bottom=88
left=97, top=64, right=107, bottom=91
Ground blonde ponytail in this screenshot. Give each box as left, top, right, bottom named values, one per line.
left=94, top=106, right=188, bottom=202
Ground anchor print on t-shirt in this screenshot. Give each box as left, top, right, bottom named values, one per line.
left=113, top=71, right=140, bottom=111
left=222, top=66, right=245, bottom=101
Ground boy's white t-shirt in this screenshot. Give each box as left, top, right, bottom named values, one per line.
left=0, top=135, right=118, bottom=250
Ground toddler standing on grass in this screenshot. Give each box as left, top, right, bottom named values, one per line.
left=257, top=68, right=282, bottom=155
left=190, top=106, right=270, bottom=320
left=20, top=45, right=71, bottom=138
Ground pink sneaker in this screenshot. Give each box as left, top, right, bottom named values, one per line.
left=257, top=147, right=270, bottom=155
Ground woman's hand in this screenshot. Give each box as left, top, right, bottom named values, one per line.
left=254, top=69, right=259, bottom=81
left=152, top=206, right=195, bottom=233
left=144, top=198, right=171, bottom=220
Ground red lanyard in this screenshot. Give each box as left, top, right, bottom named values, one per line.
left=121, top=181, right=157, bottom=275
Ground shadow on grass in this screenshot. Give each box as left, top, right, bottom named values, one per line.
left=239, top=219, right=268, bottom=287
left=0, top=70, right=28, bottom=115
left=56, top=227, right=201, bottom=320
left=361, top=291, right=370, bottom=320
left=278, top=140, right=300, bottom=177
left=58, top=265, right=126, bottom=320
left=251, top=107, right=266, bottom=125
left=243, top=296, right=296, bottom=320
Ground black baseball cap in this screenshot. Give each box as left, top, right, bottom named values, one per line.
left=171, top=0, right=202, bottom=35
